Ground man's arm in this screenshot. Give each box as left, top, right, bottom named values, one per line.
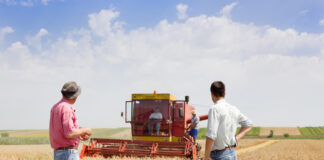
left=204, top=108, right=219, bottom=160
left=235, top=126, right=253, bottom=142
left=236, top=111, right=253, bottom=143
left=187, top=122, right=197, bottom=130
left=204, top=137, right=214, bottom=160
left=65, top=127, right=92, bottom=139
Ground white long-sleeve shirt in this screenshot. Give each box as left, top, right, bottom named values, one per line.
left=205, top=99, right=253, bottom=150
left=149, top=112, right=162, bottom=120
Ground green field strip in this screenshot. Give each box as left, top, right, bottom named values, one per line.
left=0, top=137, right=50, bottom=145
left=197, top=128, right=207, bottom=139
left=197, top=127, right=260, bottom=139
left=0, top=128, right=130, bottom=145
left=319, top=127, right=324, bottom=133
left=298, top=127, right=324, bottom=136
left=91, top=128, right=129, bottom=138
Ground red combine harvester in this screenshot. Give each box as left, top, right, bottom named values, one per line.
left=80, top=92, right=208, bottom=159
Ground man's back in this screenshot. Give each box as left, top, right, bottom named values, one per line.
left=49, top=98, right=79, bottom=149
left=206, top=99, right=252, bottom=150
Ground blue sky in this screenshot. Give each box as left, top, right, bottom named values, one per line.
left=1, top=0, right=324, bottom=129
left=2, top=0, right=324, bottom=48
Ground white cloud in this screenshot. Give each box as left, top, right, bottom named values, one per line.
left=41, top=0, right=50, bottom=5
left=1, top=4, right=324, bottom=129
left=0, top=26, right=14, bottom=43
left=20, top=0, right=33, bottom=6
left=88, top=9, right=122, bottom=37
left=319, top=19, right=324, bottom=26
left=26, top=28, right=48, bottom=50
left=176, top=3, right=188, bottom=20
left=220, top=2, right=238, bottom=18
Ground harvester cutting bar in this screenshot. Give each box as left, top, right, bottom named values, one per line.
left=80, top=138, right=194, bottom=159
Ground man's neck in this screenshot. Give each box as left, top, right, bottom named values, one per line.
left=63, top=97, right=76, bottom=104
left=214, top=97, right=225, bottom=104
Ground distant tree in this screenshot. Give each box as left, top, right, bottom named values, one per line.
left=1, top=132, right=9, bottom=138
left=284, top=133, right=289, bottom=138
left=267, top=130, right=273, bottom=138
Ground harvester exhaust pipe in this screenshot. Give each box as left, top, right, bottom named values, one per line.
left=185, top=95, right=189, bottom=104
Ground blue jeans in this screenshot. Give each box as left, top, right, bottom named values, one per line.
left=148, top=123, right=160, bottom=135
left=54, top=149, right=79, bottom=160
left=210, top=148, right=236, bottom=160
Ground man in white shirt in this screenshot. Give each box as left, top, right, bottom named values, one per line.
left=148, top=107, right=163, bottom=136
left=204, top=81, right=253, bottom=160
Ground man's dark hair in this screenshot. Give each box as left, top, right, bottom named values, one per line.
left=210, top=81, right=225, bottom=97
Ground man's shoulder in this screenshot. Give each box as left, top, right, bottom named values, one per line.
left=211, top=101, right=237, bottom=112
left=54, top=101, right=73, bottom=112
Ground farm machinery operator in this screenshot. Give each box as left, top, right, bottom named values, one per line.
left=148, top=107, right=163, bottom=136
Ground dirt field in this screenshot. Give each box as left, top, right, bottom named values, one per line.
left=260, top=127, right=301, bottom=136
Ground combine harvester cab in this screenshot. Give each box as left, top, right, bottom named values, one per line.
left=80, top=92, right=208, bottom=160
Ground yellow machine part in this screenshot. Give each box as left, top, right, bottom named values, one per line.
left=132, top=93, right=176, bottom=101
left=132, top=136, right=182, bottom=142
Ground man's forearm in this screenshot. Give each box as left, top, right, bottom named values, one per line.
left=236, top=125, right=253, bottom=141
left=204, top=137, right=214, bottom=159
left=187, top=123, right=197, bottom=130
left=65, top=128, right=91, bottom=139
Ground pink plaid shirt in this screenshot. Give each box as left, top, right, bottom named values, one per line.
left=49, top=98, right=80, bottom=149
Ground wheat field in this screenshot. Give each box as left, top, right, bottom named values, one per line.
left=1, top=128, right=323, bottom=160
left=2, top=139, right=323, bottom=160
left=239, top=139, right=324, bottom=160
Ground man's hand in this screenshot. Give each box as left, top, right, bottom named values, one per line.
left=80, top=134, right=90, bottom=141
left=82, top=128, right=92, bottom=136
left=204, top=137, right=214, bottom=160
left=65, top=127, right=92, bottom=139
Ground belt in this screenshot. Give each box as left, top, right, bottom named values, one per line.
left=55, top=145, right=78, bottom=150
left=211, top=146, right=235, bottom=153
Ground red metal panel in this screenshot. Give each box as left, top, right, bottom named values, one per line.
left=172, top=101, right=185, bottom=137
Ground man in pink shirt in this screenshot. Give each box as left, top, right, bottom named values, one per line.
left=49, top=81, right=92, bottom=160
